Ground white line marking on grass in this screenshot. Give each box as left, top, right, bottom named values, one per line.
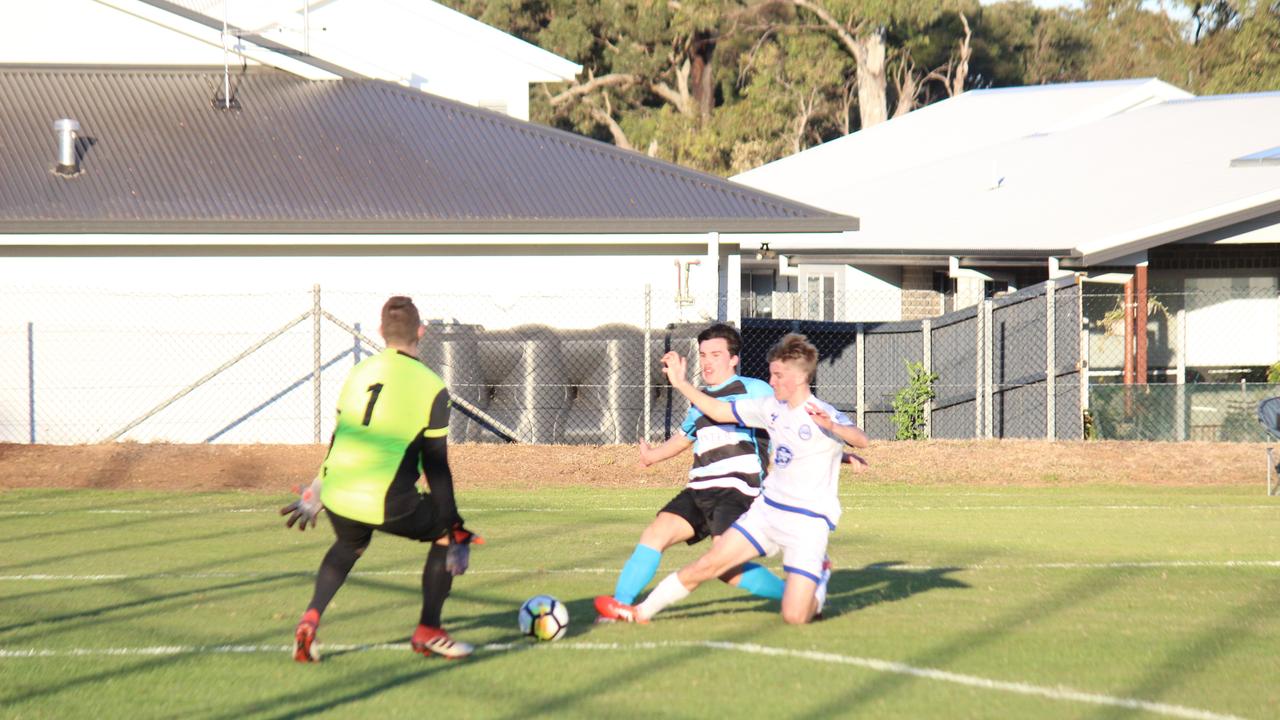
left=1, top=504, right=1274, bottom=518
left=3, top=560, right=1279, bottom=583
left=847, top=505, right=1280, bottom=511
left=901, top=560, right=1280, bottom=571
left=0, top=640, right=1243, bottom=720
left=0, top=568, right=621, bottom=582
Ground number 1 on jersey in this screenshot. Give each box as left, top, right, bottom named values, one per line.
left=362, top=383, right=384, bottom=425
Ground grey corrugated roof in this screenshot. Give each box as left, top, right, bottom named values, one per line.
left=0, top=67, right=856, bottom=234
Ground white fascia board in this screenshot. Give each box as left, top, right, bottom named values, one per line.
left=381, top=0, right=581, bottom=80
left=728, top=231, right=855, bottom=252
left=1077, top=187, right=1280, bottom=266
left=4, top=232, right=725, bottom=248
left=95, top=0, right=341, bottom=79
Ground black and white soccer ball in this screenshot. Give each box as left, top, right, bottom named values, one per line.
left=518, top=594, right=569, bottom=642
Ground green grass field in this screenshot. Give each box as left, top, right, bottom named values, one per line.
left=3, top=484, right=1278, bottom=719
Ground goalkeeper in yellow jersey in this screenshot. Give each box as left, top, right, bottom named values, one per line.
left=281, top=296, right=480, bottom=662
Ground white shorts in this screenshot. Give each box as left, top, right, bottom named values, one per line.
left=729, top=495, right=830, bottom=583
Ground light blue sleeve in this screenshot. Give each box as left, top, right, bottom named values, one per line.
left=679, top=406, right=701, bottom=439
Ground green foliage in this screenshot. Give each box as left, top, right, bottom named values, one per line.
left=437, top=0, right=1280, bottom=176
left=1268, top=361, right=1280, bottom=384
left=892, top=360, right=938, bottom=440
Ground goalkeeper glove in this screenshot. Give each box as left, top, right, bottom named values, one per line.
left=445, top=523, right=484, bottom=576
left=280, top=475, right=325, bottom=531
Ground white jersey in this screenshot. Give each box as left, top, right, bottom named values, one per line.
left=730, top=394, right=852, bottom=527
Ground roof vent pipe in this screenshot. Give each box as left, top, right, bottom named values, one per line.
left=53, top=118, right=80, bottom=175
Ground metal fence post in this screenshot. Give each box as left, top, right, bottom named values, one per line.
left=984, top=299, right=994, bottom=439
left=643, top=284, right=652, bottom=444
left=974, top=304, right=984, bottom=437
left=313, top=284, right=322, bottom=444
left=27, top=321, right=35, bottom=444
left=1268, top=447, right=1275, bottom=496
left=1046, top=280, right=1056, bottom=440
left=855, top=323, right=865, bottom=429
left=922, top=318, right=932, bottom=439
left=1078, top=277, right=1089, bottom=426
left=1176, top=306, right=1187, bottom=441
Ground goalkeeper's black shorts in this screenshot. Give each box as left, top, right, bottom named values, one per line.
left=328, top=492, right=451, bottom=547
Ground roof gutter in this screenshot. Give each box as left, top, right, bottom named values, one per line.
left=1077, top=188, right=1280, bottom=266
left=0, top=217, right=859, bottom=235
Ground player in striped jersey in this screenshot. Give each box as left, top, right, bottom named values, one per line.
left=628, top=333, right=869, bottom=626
left=595, top=324, right=785, bottom=622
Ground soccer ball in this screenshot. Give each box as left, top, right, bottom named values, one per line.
left=518, top=594, right=569, bottom=642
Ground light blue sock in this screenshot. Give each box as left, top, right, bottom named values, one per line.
left=613, top=544, right=663, bottom=604
left=736, top=562, right=785, bottom=600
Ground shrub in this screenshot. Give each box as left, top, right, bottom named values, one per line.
left=892, top=361, right=938, bottom=441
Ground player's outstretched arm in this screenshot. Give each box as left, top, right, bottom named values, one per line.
left=661, top=352, right=736, bottom=424
left=806, top=403, right=870, bottom=449
left=638, top=436, right=693, bottom=468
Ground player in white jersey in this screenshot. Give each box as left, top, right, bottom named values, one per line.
left=624, top=333, right=869, bottom=625
left=594, top=324, right=784, bottom=623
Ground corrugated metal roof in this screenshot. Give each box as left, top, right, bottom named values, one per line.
left=0, top=67, right=855, bottom=233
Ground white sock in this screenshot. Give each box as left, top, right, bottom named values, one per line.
left=636, top=572, right=691, bottom=621
left=815, top=564, right=831, bottom=614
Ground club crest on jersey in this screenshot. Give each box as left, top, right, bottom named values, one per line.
left=775, top=444, right=794, bottom=467
left=798, top=424, right=812, bottom=440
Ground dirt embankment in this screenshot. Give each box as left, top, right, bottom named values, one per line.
left=0, top=440, right=1269, bottom=492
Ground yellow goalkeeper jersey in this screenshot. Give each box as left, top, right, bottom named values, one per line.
left=319, top=349, right=449, bottom=525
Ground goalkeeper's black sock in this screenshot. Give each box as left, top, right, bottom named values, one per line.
left=308, top=541, right=361, bottom=616
left=420, top=543, right=452, bottom=628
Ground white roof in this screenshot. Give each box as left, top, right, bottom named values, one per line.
left=120, top=0, right=581, bottom=83
left=734, top=78, right=1191, bottom=200
left=734, top=81, right=1280, bottom=266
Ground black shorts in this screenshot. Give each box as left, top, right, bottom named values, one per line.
left=328, top=493, right=451, bottom=548
left=659, top=487, right=756, bottom=545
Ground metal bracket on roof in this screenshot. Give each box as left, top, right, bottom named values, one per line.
left=778, top=253, right=799, bottom=278
left=948, top=255, right=995, bottom=281
left=1081, top=272, right=1134, bottom=285
left=1048, top=257, right=1074, bottom=280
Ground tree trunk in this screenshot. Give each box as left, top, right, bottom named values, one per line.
left=892, top=55, right=921, bottom=118
left=853, top=29, right=887, bottom=129
left=951, top=12, right=972, bottom=98
left=688, top=30, right=717, bottom=122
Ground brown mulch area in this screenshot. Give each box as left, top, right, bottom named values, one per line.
left=0, top=440, right=1271, bottom=492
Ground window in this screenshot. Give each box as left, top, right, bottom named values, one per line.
left=804, top=274, right=836, bottom=321
left=1231, top=146, right=1280, bottom=167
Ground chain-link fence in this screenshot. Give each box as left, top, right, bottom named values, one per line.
left=1, top=278, right=1275, bottom=444
left=742, top=277, right=1082, bottom=441
left=1082, top=278, right=1279, bottom=442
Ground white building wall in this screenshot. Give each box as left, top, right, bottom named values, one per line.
left=0, top=237, right=734, bottom=443
left=841, top=265, right=902, bottom=321
left=1185, top=275, right=1279, bottom=366
left=0, top=0, right=251, bottom=66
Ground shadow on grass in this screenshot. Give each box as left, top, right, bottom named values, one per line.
left=804, top=568, right=1128, bottom=716
left=823, top=561, right=970, bottom=619
left=1092, top=575, right=1280, bottom=720
left=644, top=561, right=970, bottom=623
